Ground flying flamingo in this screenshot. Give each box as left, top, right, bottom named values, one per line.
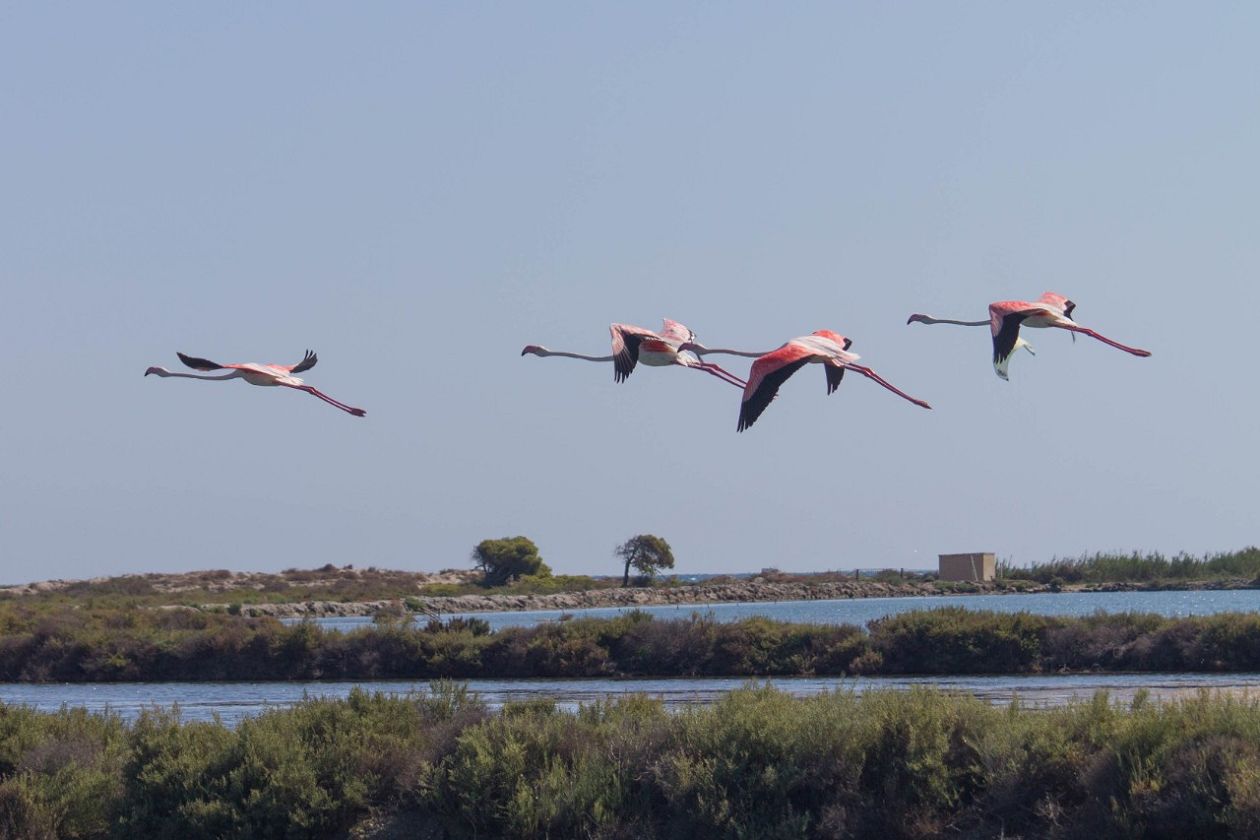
left=906, top=292, right=1152, bottom=380
left=145, top=350, right=366, bottom=417
left=680, top=330, right=931, bottom=431
left=521, top=319, right=747, bottom=388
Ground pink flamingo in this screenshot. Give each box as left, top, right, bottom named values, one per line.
left=145, top=350, right=366, bottom=417
left=681, top=330, right=931, bottom=431
left=907, top=292, right=1151, bottom=380
left=521, top=319, right=747, bottom=388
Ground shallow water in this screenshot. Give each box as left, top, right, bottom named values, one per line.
left=308, top=588, right=1260, bottom=633
left=10, top=591, right=1260, bottom=726
left=3, top=672, right=1259, bottom=726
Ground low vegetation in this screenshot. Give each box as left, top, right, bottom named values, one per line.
left=999, top=546, right=1260, bottom=583
left=7, top=604, right=1260, bottom=682
left=5, top=685, right=1260, bottom=838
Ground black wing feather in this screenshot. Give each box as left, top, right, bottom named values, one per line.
left=290, top=350, right=318, bottom=374
left=824, top=364, right=845, bottom=395
left=177, top=352, right=224, bottom=371
left=738, top=358, right=810, bottom=432
left=613, top=334, right=642, bottom=383
left=992, top=312, right=1029, bottom=366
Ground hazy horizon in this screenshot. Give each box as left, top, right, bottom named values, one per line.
left=3, top=4, right=1255, bottom=584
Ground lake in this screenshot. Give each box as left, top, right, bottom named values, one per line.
left=306, top=588, right=1260, bottom=632
left=8, top=590, right=1260, bottom=726
left=3, top=672, right=1259, bottom=726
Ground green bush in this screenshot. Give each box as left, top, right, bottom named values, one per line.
left=472, top=537, right=550, bottom=587
left=11, top=604, right=1260, bottom=683
left=8, top=687, right=1260, bottom=837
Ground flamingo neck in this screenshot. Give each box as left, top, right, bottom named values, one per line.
left=153, top=370, right=241, bottom=381
left=539, top=350, right=615, bottom=362
left=914, top=316, right=989, bottom=327
left=689, top=346, right=771, bottom=359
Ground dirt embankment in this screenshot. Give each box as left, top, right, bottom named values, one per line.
left=11, top=568, right=1259, bottom=620
left=226, top=580, right=975, bottom=618
left=228, top=577, right=1260, bottom=618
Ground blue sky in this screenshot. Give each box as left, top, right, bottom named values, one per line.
left=2, top=3, right=1256, bottom=583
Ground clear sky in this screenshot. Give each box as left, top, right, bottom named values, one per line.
left=2, top=3, right=1256, bottom=583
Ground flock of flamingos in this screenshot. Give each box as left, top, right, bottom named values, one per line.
left=145, top=291, right=1151, bottom=431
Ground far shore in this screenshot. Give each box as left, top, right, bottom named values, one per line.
left=227, top=575, right=1260, bottom=619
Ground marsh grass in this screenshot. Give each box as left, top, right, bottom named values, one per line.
left=5, top=687, right=1260, bottom=837
left=1000, top=547, right=1260, bottom=584
left=10, top=604, right=1260, bottom=683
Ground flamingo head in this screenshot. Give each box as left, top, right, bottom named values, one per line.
left=520, top=345, right=548, bottom=357
left=906, top=313, right=930, bottom=325
left=677, top=341, right=705, bottom=356
left=810, top=330, right=852, bottom=351
left=144, top=366, right=170, bottom=377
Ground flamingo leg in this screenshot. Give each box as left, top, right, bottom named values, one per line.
left=1060, top=325, right=1151, bottom=357
left=698, top=361, right=748, bottom=388
left=292, top=385, right=367, bottom=416
left=688, top=361, right=747, bottom=389
left=846, top=364, right=932, bottom=410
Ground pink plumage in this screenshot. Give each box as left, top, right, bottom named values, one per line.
left=145, top=350, right=366, bottom=417
left=737, top=330, right=930, bottom=432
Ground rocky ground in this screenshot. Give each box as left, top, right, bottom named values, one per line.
left=7, top=568, right=1258, bottom=619
left=224, top=576, right=1260, bottom=618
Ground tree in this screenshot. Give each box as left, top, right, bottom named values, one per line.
left=615, top=534, right=675, bottom=586
left=472, top=536, right=550, bottom=587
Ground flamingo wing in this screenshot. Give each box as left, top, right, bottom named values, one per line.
left=1037, top=292, right=1076, bottom=320
left=658, top=319, right=695, bottom=345
left=809, top=331, right=851, bottom=393
left=610, top=323, right=657, bottom=383
left=738, top=343, right=813, bottom=432
left=989, top=302, right=1037, bottom=374
left=288, top=350, right=318, bottom=374
left=824, top=363, right=845, bottom=394
left=177, top=352, right=225, bottom=371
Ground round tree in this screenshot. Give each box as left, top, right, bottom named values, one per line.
left=615, top=534, right=675, bottom=586
left=472, top=536, right=549, bottom=587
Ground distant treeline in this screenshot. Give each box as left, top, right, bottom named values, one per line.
left=6, top=604, right=1260, bottom=682
left=5, top=684, right=1260, bottom=839
left=999, top=546, right=1260, bottom=583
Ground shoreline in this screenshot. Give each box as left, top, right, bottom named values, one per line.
left=229, top=576, right=1260, bottom=618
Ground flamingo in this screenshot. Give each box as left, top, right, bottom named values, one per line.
left=521, top=319, right=747, bottom=388
left=145, top=350, right=366, bottom=417
left=681, top=330, right=931, bottom=431
left=906, top=292, right=1152, bottom=380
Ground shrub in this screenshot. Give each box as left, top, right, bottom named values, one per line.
left=614, top=535, right=675, bottom=586
left=472, top=537, right=550, bottom=587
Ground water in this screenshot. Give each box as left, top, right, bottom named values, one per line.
left=307, top=588, right=1260, bottom=633
left=9, top=591, right=1260, bottom=726
left=3, top=673, right=1259, bottom=726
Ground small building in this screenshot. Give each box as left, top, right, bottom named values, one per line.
left=938, top=553, right=996, bottom=582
